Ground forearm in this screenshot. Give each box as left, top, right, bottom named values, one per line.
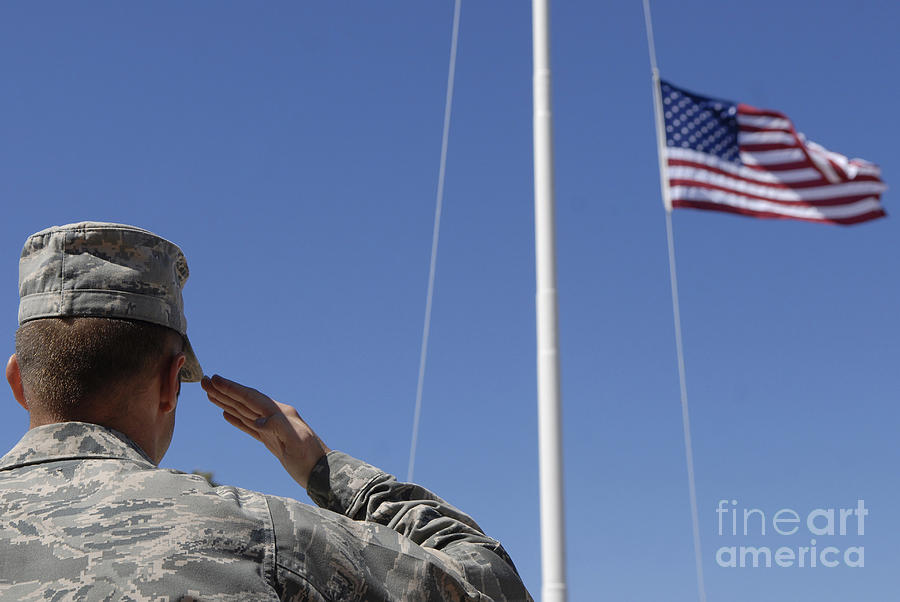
left=307, top=451, right=531, bottom=601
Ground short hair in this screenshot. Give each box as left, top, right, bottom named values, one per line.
left=15, top=318, right=181, bottom=419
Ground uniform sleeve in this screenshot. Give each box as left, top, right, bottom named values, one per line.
left=266, top=451, right=532, bottom=601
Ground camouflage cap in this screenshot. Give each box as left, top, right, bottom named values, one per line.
left=17, top=221, right=202, bottom=382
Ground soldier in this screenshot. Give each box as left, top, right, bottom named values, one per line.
left=0, top=222, right=531, bottom=601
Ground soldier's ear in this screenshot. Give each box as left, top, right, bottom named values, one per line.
left=6, top=354, right=28, bottom=411
left=159, top=352, right=185, bottom=414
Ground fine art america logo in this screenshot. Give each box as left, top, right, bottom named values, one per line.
left=714, top=499, right=867, bottom=568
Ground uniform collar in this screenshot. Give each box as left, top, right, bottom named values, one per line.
left=0, top=421, right=155, bottom=471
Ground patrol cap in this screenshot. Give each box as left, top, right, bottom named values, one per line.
left=17, top=221, right=202, bottom=382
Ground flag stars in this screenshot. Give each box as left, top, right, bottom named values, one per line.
left=660, top=81, right=740, bottom=162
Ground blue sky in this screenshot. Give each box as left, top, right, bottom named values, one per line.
left=1, top=2, right=898, bottom=600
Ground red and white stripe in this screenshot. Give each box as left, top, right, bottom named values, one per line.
left=666, top=105, right=887, bottom=225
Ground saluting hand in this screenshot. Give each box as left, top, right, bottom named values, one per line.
left=200, top=374, right=330, bottom=489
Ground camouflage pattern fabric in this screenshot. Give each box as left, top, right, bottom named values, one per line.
left=17, top=222, right=202, bottom=381
left=0, top=423, right=532, bottom=601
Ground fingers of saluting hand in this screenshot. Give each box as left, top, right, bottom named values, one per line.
left=201, top=374, right=278, bottom=422
left=222, top=411, right=264, bottom=443
left=205, top=389, right=257, bottom=423
left=204, top=395, right=259, bottom=428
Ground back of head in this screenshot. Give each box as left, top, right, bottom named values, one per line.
left=15, top=317, right=179, bottom=421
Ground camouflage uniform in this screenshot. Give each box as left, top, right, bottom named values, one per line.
left=0, top=422, right=532, bottom=601
left=4, top=223, right=531, bottom=600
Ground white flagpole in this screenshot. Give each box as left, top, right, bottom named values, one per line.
left=532, top=1, right=567, bottom=601
left=642, top=2, right=707, bottom=601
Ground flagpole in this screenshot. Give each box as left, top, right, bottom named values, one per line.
left=532, top=1, right=567, bottom=601
left=642, top=2, right=707, bottom=601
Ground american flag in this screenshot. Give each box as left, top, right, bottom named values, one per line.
left=660, top=80, right=887, bottom=225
